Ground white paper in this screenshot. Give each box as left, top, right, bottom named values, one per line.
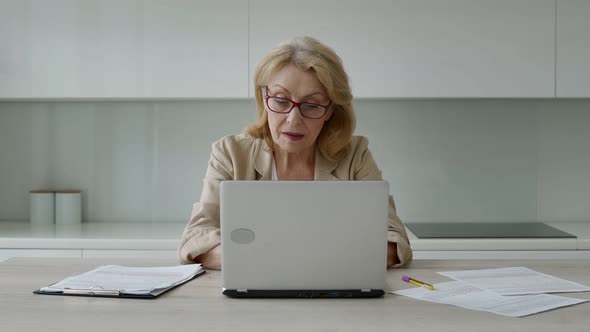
left=40, top=264, right=203, bottom=295
left=390, top=281, right=588, bottom=317
left=438, top=267, right=590, bottom=295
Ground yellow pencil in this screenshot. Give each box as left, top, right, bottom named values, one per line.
left=402, top=275, right=435, bottom=290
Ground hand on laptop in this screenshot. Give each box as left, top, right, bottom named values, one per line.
left=387, top=242, right=400, bottom=269
left=196, top=244, right=221, bottom=270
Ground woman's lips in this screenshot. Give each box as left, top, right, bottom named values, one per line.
left=283, top=132, right=304, bottom=141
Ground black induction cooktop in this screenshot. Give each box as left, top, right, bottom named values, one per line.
left=405, top=222, right=576, bottom=239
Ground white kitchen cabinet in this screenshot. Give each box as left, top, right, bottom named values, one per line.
left=390, top=0, right=556, bottom=97
left=0, top=0, right=248, bottom=98
left=142, top=0, right=248, bottom=98
left=0, top=0, right=144, bottom=98
left=0, top=249, right=176, bottom=261
left=0, top=1, right=33, bottom=97
left=0, top=1, right=573, bottom=98
left=0, top=249, right=81, bottom=261
left=249, top=0, right=398, bottom=98
left=556, top=0, right=590, bottom=97
left=249, top=0, right=555, bottom=98
left=1, top=221, right=589, bottom=261
left=413, top=250, right=590, bottom=260
left=82, top=249, right=177, bottom=259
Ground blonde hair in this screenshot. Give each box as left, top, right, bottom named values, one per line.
left=244, top=36, right=356, bottom=161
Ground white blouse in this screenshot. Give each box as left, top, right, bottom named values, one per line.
left=271, top=157, right=279, bottom=181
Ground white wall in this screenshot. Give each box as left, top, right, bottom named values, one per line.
left=1, top=99, right=589, bottom=224
left=355, top=99, right=538, bottom=223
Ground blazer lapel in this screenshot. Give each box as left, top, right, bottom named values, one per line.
left=253, top=139, right=273, bottom=180
left=314, top=148, right=340, bottom=181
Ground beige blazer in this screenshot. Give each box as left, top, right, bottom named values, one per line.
left=178, top=133, right=413, bottom=267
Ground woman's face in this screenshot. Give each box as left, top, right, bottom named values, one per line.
left=265, top=63, right=333, bottom=155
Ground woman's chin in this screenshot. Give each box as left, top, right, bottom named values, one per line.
left=277, top=140, right=309, bottom=154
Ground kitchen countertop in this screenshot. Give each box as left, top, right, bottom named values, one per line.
left=405, top=222, right=587, bottom=251
left=0, top=220, right=588, bottom=251
left=0, top=221, right=185, bottom=250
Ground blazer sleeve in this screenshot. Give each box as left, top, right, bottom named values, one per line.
left=177, top=139, right=234, bottom=264
left=353, top=138, right=413, bottom=268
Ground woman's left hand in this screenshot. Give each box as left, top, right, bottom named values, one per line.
left=387, top=242, right=399, bottom=269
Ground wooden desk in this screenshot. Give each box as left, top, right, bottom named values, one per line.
left=1, top=258, right=589, bottom=332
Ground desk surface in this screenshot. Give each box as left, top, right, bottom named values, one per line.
left=1, top=258, right=589, bottom=332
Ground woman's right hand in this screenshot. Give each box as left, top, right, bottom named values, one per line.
left=196, top=244, right=221, bottom=270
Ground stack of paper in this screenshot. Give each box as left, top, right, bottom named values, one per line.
left=390, top=267, right=589, bottom=317
left=438, top=267, right=590, bottom=295
left=37, top=264, right=205, bottom=298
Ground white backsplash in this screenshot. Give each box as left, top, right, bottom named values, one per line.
left=0, top=99, right=589, bottom=224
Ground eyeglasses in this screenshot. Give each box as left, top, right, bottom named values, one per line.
left=263, top=86, right=331, bottom=119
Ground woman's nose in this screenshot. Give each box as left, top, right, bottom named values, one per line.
left=286, top=105, right=304, bottom=123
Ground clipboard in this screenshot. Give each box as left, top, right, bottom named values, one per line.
left=33, top=269, right=206, bottom=299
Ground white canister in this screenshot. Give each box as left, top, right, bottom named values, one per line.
left=29, top=190, right=55, bottom=225
left=55, top=190, right=82, bottom=225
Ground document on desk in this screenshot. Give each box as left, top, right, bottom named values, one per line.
left=36, top=264, right=205, bottom=298
left=438, top=267, right=590, bottom=295
left=390, top=281, right=588, bottom=317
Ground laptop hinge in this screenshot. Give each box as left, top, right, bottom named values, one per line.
left=361, top=289, right=371, bottom=293
left=237, top=288, right=248, bottom=293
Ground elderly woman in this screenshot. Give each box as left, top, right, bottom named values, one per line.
left=178, top=36, right=412, bottom=270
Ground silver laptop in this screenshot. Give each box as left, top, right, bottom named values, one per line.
left=220, top=181, right=389, bottom=298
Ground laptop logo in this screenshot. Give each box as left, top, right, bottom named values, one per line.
left=230, top=228, right=255, bottom=244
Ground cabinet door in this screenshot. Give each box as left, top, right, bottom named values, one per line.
left=249, top=0, right=555, bottom=98
left=249, top=0, right=397, bottom=98
left=0, top=1, right=32, bottom=97
left=389, top=0, right=555, bottom=97
left=0, top=0, right=248, bottom=98
left=556, top=0, right=590, bottom=97
left=143, top=0, right=248, bottom=98
left=0, top=249, right=82, bottom=261
left=82, top=249, right=177, bottom=260
left=0, top=0, right=144, bottom=98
